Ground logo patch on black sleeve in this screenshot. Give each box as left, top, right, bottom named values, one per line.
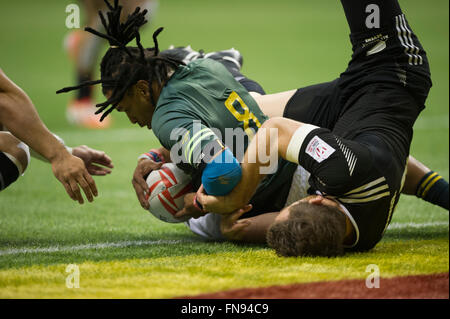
left=305, top=136, right=335, bottom=163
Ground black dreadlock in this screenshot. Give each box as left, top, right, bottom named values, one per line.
left=56, top=0, right=184, bottom=121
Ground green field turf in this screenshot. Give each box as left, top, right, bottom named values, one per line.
left=0, top=0, right=448, bottom=298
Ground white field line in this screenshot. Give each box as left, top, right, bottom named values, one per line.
left=0, top=222, right=447, bottom=257
left=0, top=239, right=196, bottom=257
left=387, top=221, right=449, bottom=229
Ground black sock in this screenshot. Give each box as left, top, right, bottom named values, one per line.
left=210, top=58, right=266, bottom=95
left=238, top=78, right=266, bottom=95
left=76, top=73, right=93, bottom=100
left=226, top=63, right=266, bottom=95
left=416, top=171, right=449, bottom=210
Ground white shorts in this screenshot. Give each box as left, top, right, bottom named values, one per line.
left=185, top=213, right=225, bottom=241
left=284, top=165, right=311, bottom=206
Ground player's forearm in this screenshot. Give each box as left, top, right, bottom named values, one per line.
left=29, top=133, right=73, bottom=162
left=237, top=213, right=279, bottom=243
left=157, top=146, right=172, bottom=163
left=0, top=71, right=70, bottom=162
left=212, top=150, right=267, bottom=212
left=231, top=136, right=274, bottom=208
left=229, top=117, right=301, bottom=208
left=222, top=212, right=279, bottom=244
left=199, top=118, right=306, bottom=213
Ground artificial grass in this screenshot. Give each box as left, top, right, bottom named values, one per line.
left=0, top=238, right=447, bottom=298
left=0, top=0, right=447, bottom=299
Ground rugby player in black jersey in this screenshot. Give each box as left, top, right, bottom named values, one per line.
left=197, top=0, right=448, bottom=256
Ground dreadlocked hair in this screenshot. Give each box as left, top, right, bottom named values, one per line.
left=56, top=0, right=184, bottom=121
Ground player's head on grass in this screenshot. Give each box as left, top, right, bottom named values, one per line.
left=266, top=198, right=347, bottom=257
left=57, top=0, right=183, bottom=128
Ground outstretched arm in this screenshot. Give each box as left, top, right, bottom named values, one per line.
left=29, top=135, right=114, bottom=176
left=0, top=69, right=67, bottom=162
left=198, top=116, right=448, bottom=215
left=197, top=117, right=305, bottom=213
left=0, top=69, right=98, bottom=204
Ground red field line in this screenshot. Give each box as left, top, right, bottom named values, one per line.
left=177, top=273, right=449, bottom=299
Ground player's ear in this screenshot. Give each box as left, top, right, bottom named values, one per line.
left=136, top=80, right=150, bottom=98
left=309, top=195, right=325, bottom=205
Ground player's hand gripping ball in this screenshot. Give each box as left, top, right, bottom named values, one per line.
left=145, top=163, right=193, bottom=223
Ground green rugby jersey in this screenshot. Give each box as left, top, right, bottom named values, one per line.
left=152, top=58, right=297, bottom=213
left=152, top=58, right=266, bottom=171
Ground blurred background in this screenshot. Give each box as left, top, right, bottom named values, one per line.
left=0, top=0, right=446, bottom=130
left=0, top=0, right=448, bottom=235
left=0, top=2, right=448, bottom=297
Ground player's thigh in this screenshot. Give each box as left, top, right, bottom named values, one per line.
left=283, top=79, right=340, bottom=127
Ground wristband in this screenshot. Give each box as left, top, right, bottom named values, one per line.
left=138, top=149, right=165, bottom=163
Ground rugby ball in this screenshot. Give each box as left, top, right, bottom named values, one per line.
left=145, top=163, right=193, bottom=223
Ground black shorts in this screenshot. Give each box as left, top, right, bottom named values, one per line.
left=0, top=152, right=20, bottom=191
left=285, top=82, right=420, bottom=164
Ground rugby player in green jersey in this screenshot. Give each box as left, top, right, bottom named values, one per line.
left=57, top=0, right=298, bottom=214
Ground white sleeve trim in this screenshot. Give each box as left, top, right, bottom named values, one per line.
left=286, top=124, right=319, bottom=164
left=337, top=202, right=360, bottom=249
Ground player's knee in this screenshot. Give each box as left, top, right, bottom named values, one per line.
left=0, top=132, right=30, bottom=174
